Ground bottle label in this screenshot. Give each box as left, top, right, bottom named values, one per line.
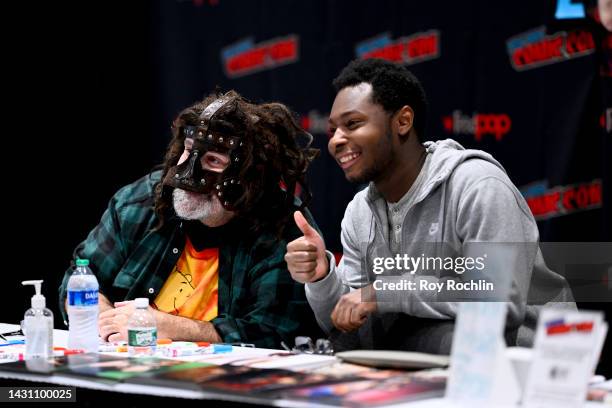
left=128, top=328, right=157, bottom=347
left=68, top=290, right=99, bottom=306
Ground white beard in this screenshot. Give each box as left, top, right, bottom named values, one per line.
left=172, top=189, right=234, bottom=227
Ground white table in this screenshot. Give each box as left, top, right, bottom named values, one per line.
left=0, top=324, right=602, bottom=407
left=0, top=323, right=277, bottom=402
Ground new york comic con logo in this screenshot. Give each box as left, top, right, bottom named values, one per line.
left=506, top=26, right=595, bottom=71
left=221, top=35, right=299, bottom=78
left=520, top=179, right=602, bottom=220
left=355, top=31, right=440, bottom=64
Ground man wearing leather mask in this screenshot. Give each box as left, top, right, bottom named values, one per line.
left=59, top=90, right=323, bottom=348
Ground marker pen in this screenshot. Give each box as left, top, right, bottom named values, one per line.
left=0, top=340, right=25, bottom=347
left=210, top=344, right=233, bottom=353
left=98, top=345, right=126, bottom=353
left=161, top=344, right=232, bottom=357
left=53, top=349, right=84, bottom=356
left=168, top=341, right=210, bottom=348
left=161, top=347, right=208, bottom=357
left=0, top=352, right=24, bottom=361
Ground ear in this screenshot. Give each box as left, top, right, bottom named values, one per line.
left=395, top=105, right=414, bottom=136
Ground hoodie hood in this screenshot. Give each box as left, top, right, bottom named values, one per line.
left=367, top=138, right=508, bottom=205
left=418, top=138, right=507, bottom=201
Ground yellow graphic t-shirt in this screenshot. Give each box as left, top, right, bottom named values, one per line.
left=153, top=238, right=218, bottom=321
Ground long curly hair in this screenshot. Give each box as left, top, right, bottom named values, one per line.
left=154, top=90, right=319, bottom=239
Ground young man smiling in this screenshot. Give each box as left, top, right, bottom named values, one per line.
left=285, top=59, right=575, bottom=353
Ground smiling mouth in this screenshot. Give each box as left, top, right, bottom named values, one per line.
left=337, top=152, right=361, bottom=169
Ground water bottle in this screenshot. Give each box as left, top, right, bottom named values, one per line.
left=128, top=298, right=157, bottom=357
left=67, top=259, right=99, bottom=353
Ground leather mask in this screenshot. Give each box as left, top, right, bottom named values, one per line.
left=162, top=94, right=247, bottom=210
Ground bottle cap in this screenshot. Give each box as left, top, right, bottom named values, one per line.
left=134, top=298, right=149, bottom=308
left=76, top=259, right=89, bottom=267
left=22, top=280, right=46, bottom=309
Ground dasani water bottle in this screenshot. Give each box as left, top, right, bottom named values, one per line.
left=67, top=259, right=99, bottom=353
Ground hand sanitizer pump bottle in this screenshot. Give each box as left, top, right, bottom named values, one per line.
left=22, top=280, right=54, bottom=360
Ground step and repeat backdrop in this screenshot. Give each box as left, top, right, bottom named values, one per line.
left=7, top=0, right=610, bottom=374
left=145, top=0, right=610, bottom=252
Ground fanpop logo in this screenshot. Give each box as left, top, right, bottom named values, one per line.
left=506, top=26, right=594, bottom=71
left=442, top=110, right=512, bottom=141
left=221, top=35, right=299, bottom=78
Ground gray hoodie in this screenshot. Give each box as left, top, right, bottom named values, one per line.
left=306, top=139, right=575, bottom=351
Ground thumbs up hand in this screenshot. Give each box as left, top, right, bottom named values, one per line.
left=285, top=211, right=329, bottom=283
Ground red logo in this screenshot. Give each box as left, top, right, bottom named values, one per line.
left=355, top=31, right=440, bottom=65
left=521, top=179, right=602, bottom=220
left=546, top=319, right=594, bottom=336
left=506, top=27, right=595, bottom=71
left=221, top=35, right=299, bottom=78
left=442, top=110, right=512, bottom=141
left=300, top=110, right=329, bottom=135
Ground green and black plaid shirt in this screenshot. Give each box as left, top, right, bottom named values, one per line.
left=58, top=171, right=323, bottom=348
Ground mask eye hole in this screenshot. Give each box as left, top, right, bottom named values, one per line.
left=202, top=151, right=230, bottom=172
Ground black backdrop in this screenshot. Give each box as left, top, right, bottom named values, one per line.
left=5, top=0, right=611, bottom=374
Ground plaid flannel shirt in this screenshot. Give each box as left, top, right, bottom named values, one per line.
left=58, top=171, right=323, bottom=348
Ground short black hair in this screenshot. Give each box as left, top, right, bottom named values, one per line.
left=333, top=59, right=428, bottom=141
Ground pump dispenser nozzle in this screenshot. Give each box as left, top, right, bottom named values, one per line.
left=22, top=280, right=46, bottom=309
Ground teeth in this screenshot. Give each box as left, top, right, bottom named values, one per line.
left=339, top=153, right=360, bottom=164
